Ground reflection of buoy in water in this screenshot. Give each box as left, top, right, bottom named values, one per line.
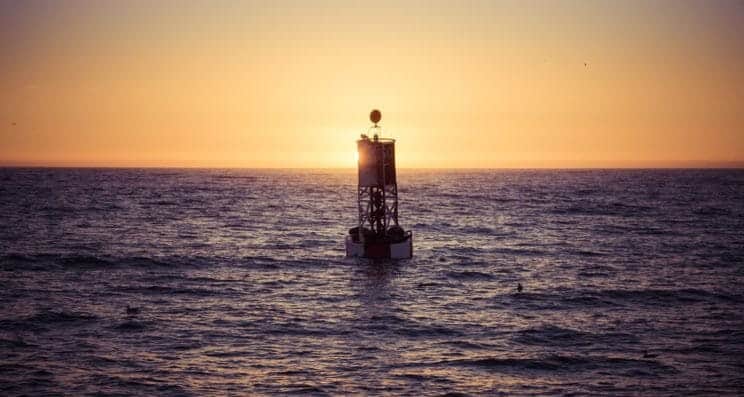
left=345, top=109, right=412, bottom=259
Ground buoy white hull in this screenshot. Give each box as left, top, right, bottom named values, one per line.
left=345, top=233, right=412, bottom=259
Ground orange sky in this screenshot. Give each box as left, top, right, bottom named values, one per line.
left=1, top=1, right=743, bottom=168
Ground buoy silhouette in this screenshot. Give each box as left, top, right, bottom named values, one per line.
left=345, top=109, right=412, bottom=259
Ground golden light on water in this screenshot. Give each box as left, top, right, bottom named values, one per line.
left=1, top=2, right=743, bottom=168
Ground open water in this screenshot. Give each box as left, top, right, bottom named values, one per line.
left=1, top=168, right=743, bottom=395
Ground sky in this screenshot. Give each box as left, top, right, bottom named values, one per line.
left=1, top=0, right=743, bottom=168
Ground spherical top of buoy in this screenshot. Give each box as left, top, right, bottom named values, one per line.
left=370, top=109, right=381, bottom=125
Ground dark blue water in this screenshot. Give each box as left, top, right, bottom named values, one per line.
left=1, top=168, right=743, bottom=395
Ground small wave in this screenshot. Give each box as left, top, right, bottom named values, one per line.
left=567, top=249, right=606, bottom=257
left=597, top=288, right=742, bottom=306
left=444, top=271, right=494, bottom=281
left=0, top=309, right=98, bottom=332
left=490, top=247, right=546, bottom=257
left=115, top=285, right=232, bottom=297
left=513, top=325, right=640, bottom=348
left=635, top=227, right=669, bottom=236
left=550, top=201, right=652, bottom=217
left=394, top=324, right=463, bottom=338
left=83, top=203, right=126, bottom=212
left=395, top=373, right=430, bottom=381
left=265, top=243, right=295, bottom=250
left=211, top=175, right=258, bottom=181
left=446, top=246, right=483, bottom=255
left=416, top=281, right=446, bottom=288
left=271, top=369, right=314, bottom=377
left=0, top=254, right=202, bottom=271
left=204, top=350, right=247, bottom=358
left=394, top=372, right=459, bottom=387
left=692, top=206, right=730, bottom=216
left=502, top=291, right=612, bottom=311
left=459, top=226, right=495, bottom=235
left=298, top=239, right=329, bottom=248
left=147, top=200, right=177, bottom=206
left=112, top=320, right=149, bottom=332
left=271, top=323, right=352, bottom=338
left=283, top=385, right=329, bottom=395
left=504, top=288, right=741, bottom=310
left=0, top=254, right=52, bottom=271
left=59, top=255, right=114, bottom=268
left=364, top=314, right=463, bottom=338
left=30, top=369, right=54, bottom=377
left=0, top=337, right=35, bottom=349
left=447, top=354, right=676, bottom=374
left=576, top=269, right=612, bottom=278
left=438, top=340, right=493, bottom=350
left=25, top=309, right=97, bottom=324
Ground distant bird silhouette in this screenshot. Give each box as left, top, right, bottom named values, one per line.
left=126, top=305, right=140, bottom=315
left=517, top=283, right=523, bottom=293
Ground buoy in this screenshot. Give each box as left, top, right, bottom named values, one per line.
left=345, top=110, right=412, bottom=259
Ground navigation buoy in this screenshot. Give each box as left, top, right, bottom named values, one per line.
left=345, top=110, right=413, bottom=259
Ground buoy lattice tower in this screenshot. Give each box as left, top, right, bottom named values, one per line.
left=357, top=129, right=398, bottom=237
left=345, top=110, right=412, bottom=259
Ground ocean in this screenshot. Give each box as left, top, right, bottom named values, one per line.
left=1, top=168, right=743, bottom=395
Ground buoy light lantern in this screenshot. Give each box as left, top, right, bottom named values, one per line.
left=370, top=109, right=381, bottom=125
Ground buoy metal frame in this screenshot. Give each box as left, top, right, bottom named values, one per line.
left=345, top=110, right=413, bottom=259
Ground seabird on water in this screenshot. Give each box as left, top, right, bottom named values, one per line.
left=126, top=305, right=140, bottom=315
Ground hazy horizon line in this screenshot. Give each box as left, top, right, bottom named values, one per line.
left=2, top=163, right=743, bottom=170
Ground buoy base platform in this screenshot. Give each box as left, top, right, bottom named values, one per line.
left=345, top=232, right=413, bottom=259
